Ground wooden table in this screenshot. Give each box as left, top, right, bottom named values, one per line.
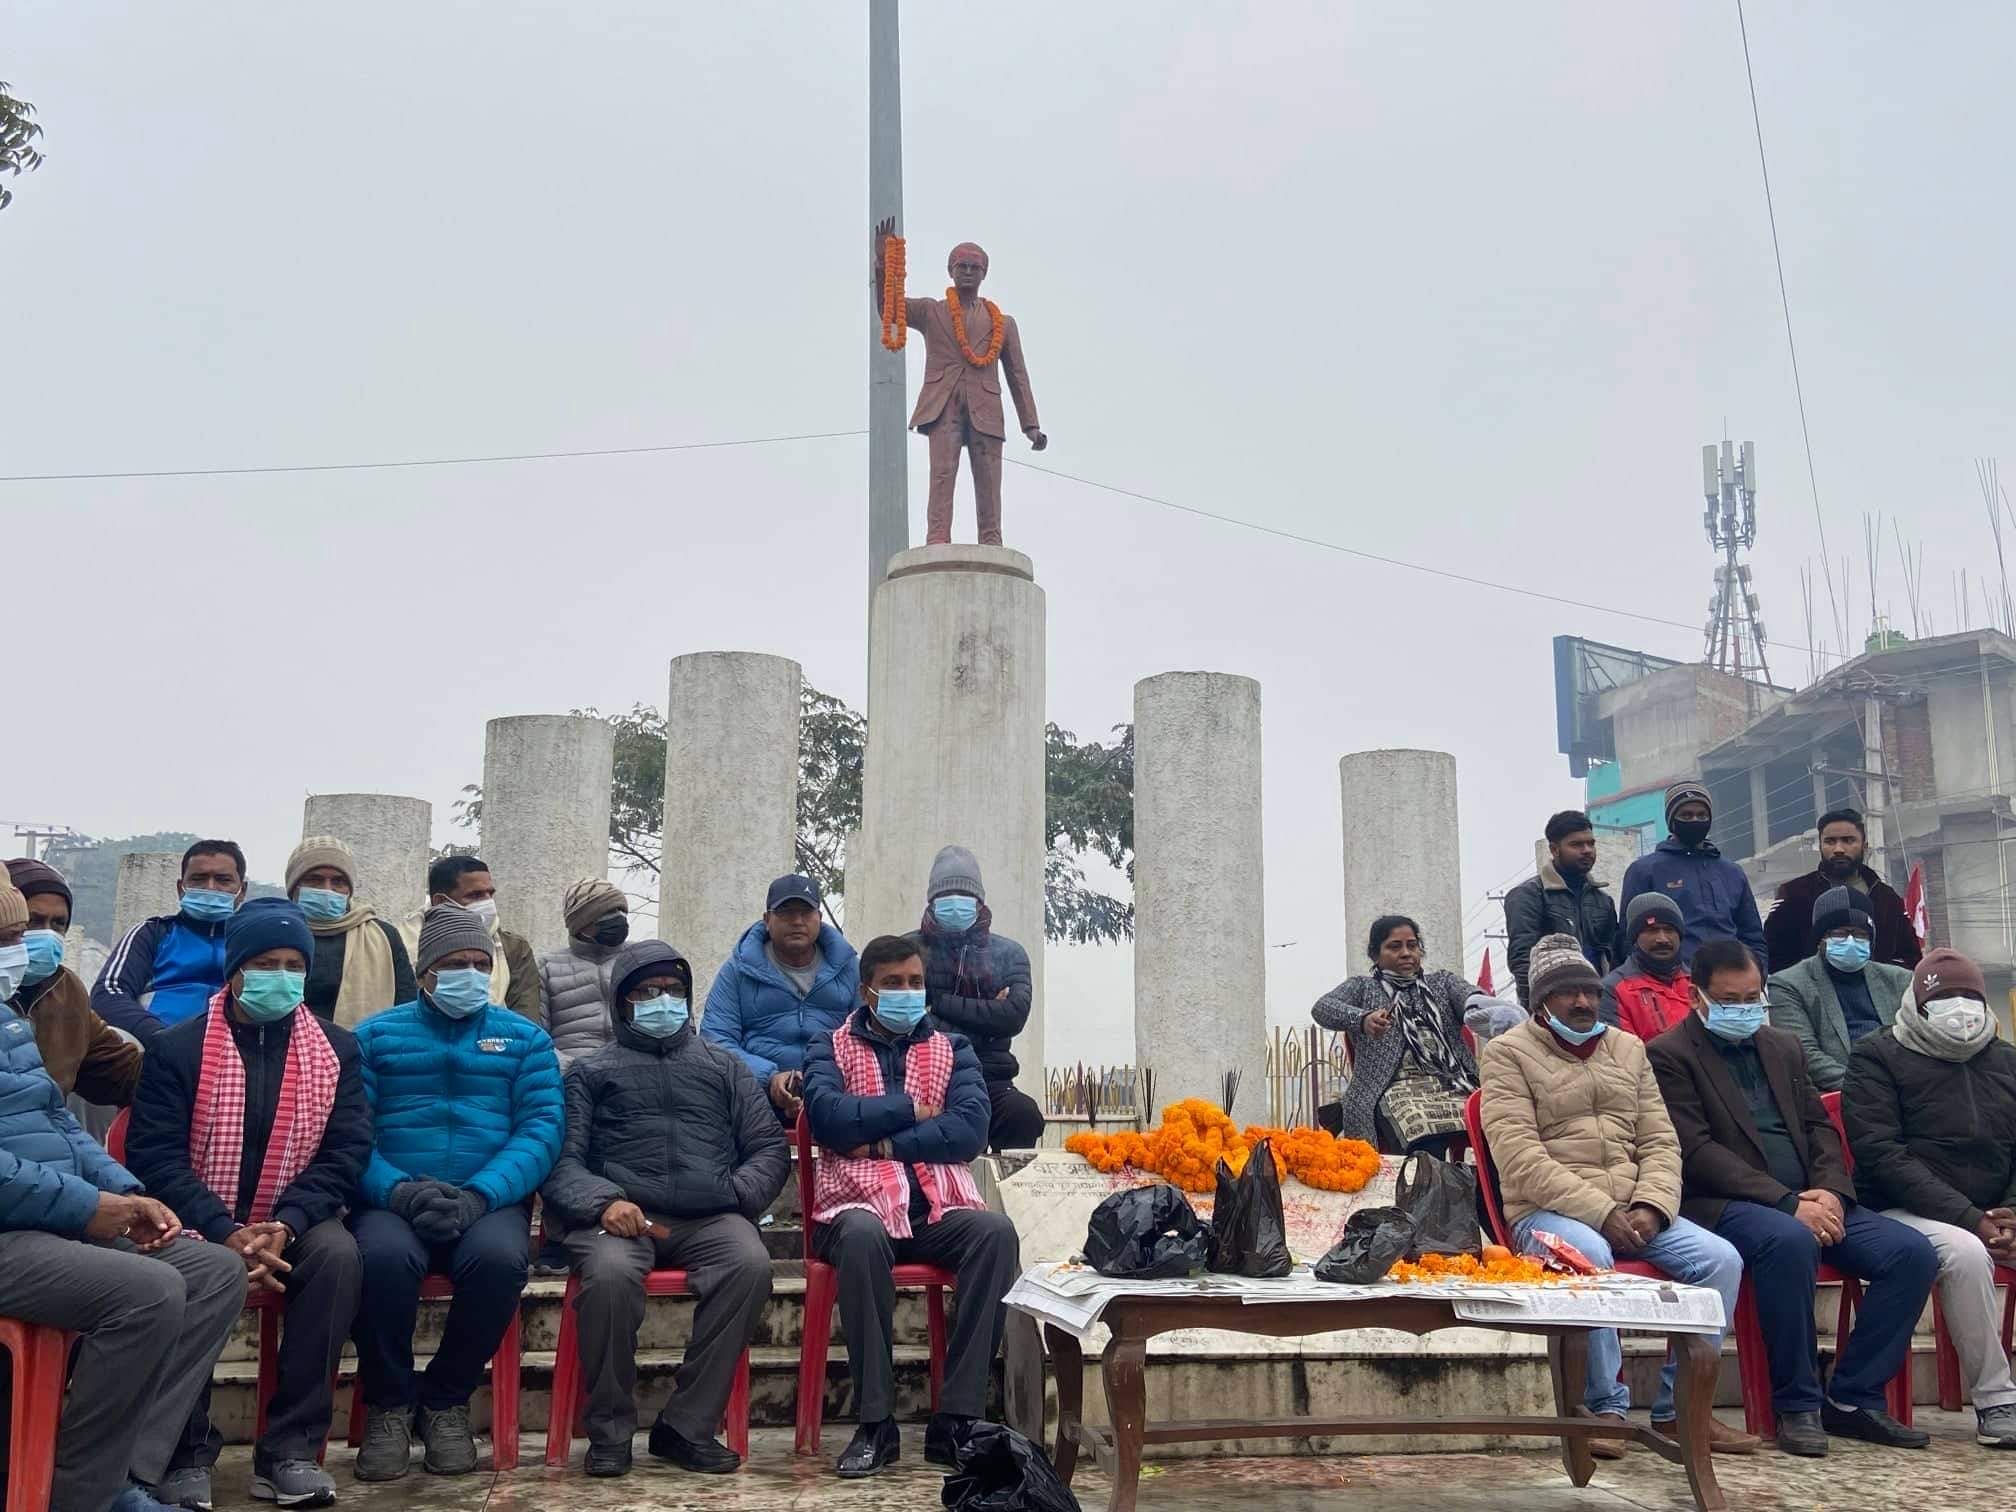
left=1043, top=1293, right=1724, bottom=1512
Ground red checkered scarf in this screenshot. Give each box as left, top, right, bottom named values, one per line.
left=812, top=1020, right=984, bottom=1237
left=189, top=990, right=341, bottom=1227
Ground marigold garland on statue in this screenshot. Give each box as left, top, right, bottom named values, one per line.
left=879, top=235, right=907, bottom=351
left=945, top=284, right=1005, bottom=366
left=1063, top=1100, right=1379, bottom=1195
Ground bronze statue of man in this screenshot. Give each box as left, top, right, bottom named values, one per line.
left=874, top=219, right=1046, bottom=547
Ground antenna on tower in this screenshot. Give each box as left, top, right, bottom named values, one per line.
left=1701, top=438, right=1772, bottom=706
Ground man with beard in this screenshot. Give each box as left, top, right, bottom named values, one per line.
left=1504, top=811, right=1618, bottom=1005
left=1599, top=893, right=1695, bottom=1040
left=1764, top=810, right=1920, bottom=972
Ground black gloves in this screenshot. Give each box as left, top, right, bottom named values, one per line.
left=407, top=1182, right=490, bottom=1245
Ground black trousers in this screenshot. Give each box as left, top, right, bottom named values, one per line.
left=351, top=1204, right=529, bottom=1413
left=985, top=1081, right=1046, bottom=1152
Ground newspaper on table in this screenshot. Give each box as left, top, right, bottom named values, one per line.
left=1006, top=1260, right=1725, bottom=1341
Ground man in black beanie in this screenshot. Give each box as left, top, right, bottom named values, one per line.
left=1616, top=781, right=1767, bottom=973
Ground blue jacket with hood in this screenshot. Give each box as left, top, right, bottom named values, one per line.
left=701, top=921, right=860, bottom=1082
left=1616, top=838, right=1769, bottom=974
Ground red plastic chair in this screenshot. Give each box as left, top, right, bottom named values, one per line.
left=1819, top=1091, right=1916, bottom=1427
left=792, top=1112, right=951, bottom=1455
left=542, top=1237, right=751, bottom=1466
left=0, top=1317, right=76, bottom=1512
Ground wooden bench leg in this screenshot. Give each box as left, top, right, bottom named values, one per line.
left=1044, top=1325, right=1084, bottom=1487
left=1547, top=1330, right=1596, bottom=1487
left=1671, top=1331, right=1728, bottom=1512
left=1100, top=1334, right=1148, bottom=1512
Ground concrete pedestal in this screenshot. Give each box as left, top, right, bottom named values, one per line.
left=1339, top=750, right=1464, bottom=976
left=1133, top=672, right=1267, bottom=1114
left=303, top=793, right=432, bottom=919
left=662, top=652, right=801, bottom=999
left=853, top=545, right=1047, bottom=1103
left=113, top=852, right=182, bottom=937
left=481, top=715, right=616, bottom=955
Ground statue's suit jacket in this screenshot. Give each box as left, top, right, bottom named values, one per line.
left=903, top=295, right=1040, bottom=441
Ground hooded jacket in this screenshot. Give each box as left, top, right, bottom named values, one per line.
left=536, top=935, right=624, bottom=1066
left=1616, top=838, right=1768, bottom=974
left=1842, top=1027, right=2016, bottom=1232
left=0, top=1002, right=141, bottom=1233
left=907, top=911, right=1033, bottom=1083
left=1503, top=861, right=1618, bottom=1005
left=701, top=921, right=860, bottom=1082
left=1598, top=957, right=1695, bottom=1040
left=541, top=940, right=789, bottom=1229
left=1766, top=864, right=1922, bottom=973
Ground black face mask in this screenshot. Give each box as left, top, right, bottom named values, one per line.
left=1670, top=819, right=1711, bottom=848
left=590, top=915, right=630, bottom=948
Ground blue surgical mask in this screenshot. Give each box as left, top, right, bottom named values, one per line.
left=1823, top=936, right=1871, bottom=974
left=22, top=929, right=64, bottom=986
left=873, top=988, right=928, bottom=1032
left=630, top=993, right=690, bottom=1039
left=236, top=969, right=305, bottom=1023
left=296, top=887, right=350, bottom=922
left=180, top=888, right=238, bottom=923
left=1705, top=1000, right=1769, bottom=1042
left=428, top=966, right=492, bottom=1019
left=1546, top=1014, right=1609, bottom=1046
left=932, top=895, right=979, bottom=932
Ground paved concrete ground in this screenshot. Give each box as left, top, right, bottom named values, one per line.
left=208, top=1411, right=2004, bottom=1511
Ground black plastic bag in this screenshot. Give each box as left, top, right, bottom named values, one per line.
left=1313, top=1205, right=1416, bottom=1283
left=1394, top=1150, right=1481, bottom=1258
left=1205, top=1138, right=1294, bottom=1279
left=942, top=1422, right=1082, bottom=1512
left=1083, top=1184, right=1208, bottom=1278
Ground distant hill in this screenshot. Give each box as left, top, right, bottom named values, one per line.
left=41, top=833, right=283, bottom=943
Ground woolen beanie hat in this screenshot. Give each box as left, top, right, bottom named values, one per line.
left=285, top=835, right=355, bottom=893
left=1810, top=884, right=1874, bottom=946
left=1527, top=932, right=1602, bottom=1006
left=927, top=844, right=985, bottom=902
left=1911, top=947, right=1986, bottom=1006
left=1664, top=780, right=1712, bottom=826
left=0, top=881, right=26, bottom=933
left=5, top=857, right=72, bottom=911
left=417, top=901, right=494, bottom=976
left=223, top=897, right=315, bottom=982
left=562, top=878, right=627, bottom=936
left=1625, top=891, right=1685, bottom=941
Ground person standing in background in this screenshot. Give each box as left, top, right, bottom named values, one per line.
left=92, top=840, right=249, bottom=1046
left=287, top=835, right=414, bottom=1027
left=1504, top=810, right=1618, bottom=1004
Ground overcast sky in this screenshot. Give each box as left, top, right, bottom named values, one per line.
left=7, top=3, right=2015, bottom=1067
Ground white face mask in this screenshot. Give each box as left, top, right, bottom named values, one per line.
left=1926, top=995, right=1988, bottom=1040
left=464, top=897, right=500, bottom=933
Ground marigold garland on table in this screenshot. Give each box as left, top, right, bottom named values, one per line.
left=879, top=235, right=907, bottom=351
left=945, top=285, right=1005, bottom=366
left=1387, top=1251, right=1559, bottom=1285
left=1063, top=1100, right=1379, bottom=1195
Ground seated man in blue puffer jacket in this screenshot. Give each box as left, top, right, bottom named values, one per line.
left=349, top=902, right=564, bottom=1483
left=0, top=877, right=248, bottom=1512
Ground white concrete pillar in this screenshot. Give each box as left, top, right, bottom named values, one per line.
left=853, top=545, right=1047, bottom=1103
left=302, top=793, right=432, bottom=919
left=113, top=852, right=183, bottom=938
left=1339, top=750, right=1465, bottom=981
left=662, top=652, right=802, bottom=1000
left=1133, top=672, right=1267, bottom=1114
left=481, top=715, right=616, bottom=955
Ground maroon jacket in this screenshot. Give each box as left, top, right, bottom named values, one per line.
left=1765, top=865, right=1921, bottom=973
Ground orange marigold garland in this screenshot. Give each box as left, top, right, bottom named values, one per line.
left=945, top=285, right=1005, bottom=366
left=1064, top=1102, right=1379, bottom=1196
left=879, top=235, right=907, bottom=351
left=1387, top=1251, right=1559, bottom=1284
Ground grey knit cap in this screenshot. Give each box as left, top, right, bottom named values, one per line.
left=1664, top=780, right=1712, bottom=826
left=1625, top=891, right=1685, bottom=939
left=1528, top=932, right=1602, bottom=1007
left=416, top=901, right=495, bottom=976
left=927, top=844, right=985, bottom=902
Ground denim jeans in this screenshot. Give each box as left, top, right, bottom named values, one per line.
left=1513, top=1210, right=1741, bottom=1418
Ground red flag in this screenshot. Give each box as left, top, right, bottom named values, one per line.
left=1904, top=863, right=1928, bottom=948
left=1478, top=949, right=1495, bottom=996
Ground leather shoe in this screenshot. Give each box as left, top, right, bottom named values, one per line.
left=584, top=1442, right=632, bottom=1478
left=1576, top=1408, right=1627, bottom=1460
left=925, top=1413, right=975, bottom=1468
left=1774, top=1410, right=1828, bottom=1457
left=647, top=1419, right=740, bottom=1473
left=1821, top=1401, right=1930, bottom=1449
left=1650, top=1416, right=1762, bottom=1455
left=837, top=1419, right=900, bottom=1478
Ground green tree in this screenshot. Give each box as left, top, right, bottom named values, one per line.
left=454, top=686, right=1134, bottom=943
left=0, top=83, right=44, bottom=212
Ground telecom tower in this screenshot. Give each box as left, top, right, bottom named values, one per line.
left=1701, top=439, right=1772, bottom=694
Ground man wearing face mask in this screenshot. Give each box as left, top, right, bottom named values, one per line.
left=5, top=857, right=141, bottom=1104
left=126, top=898, right=371, bottom=1508
left=1482, top=935, right=1753, bottom=1456
left=407, top=856, right=541, bottom=1025
left=1616, top=784, right=1767, bottom=975
left=1649, top=939, right=1936, bottom=1457
left=93, top=839, right=250, bottom=1046
left=1842, top=948, right=2016, bottom=1450
left=349, top=903, right=564, bottom=1482
left=907, top=845, right=1044, bottom=1151
left=1504, top=812, right=1619, bottom=1005
left=286, top=836, right=415, bottom=1028
left=804, top=935, right=1019, bottom=1479
left=1766, top=887, right=1913, bottom=1092
left=1598, top=893, right=1695, bottom=1040
left=1765, top=809, right=1920, bottom=973
left=541, top=940, right=788, bottom=1477
left=535, top=878, right=632, bottom=1068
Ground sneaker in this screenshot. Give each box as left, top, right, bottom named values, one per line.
left=250, top=1460, right=337, bottom=1507
left=1773, top=1410, right=1827, bottom=1458
left=156, top=1467, right=214, bottom=1510
left=584, top=1441, right=633, bottom=1477
left=353, top=1407, right=414, bottom=1482
left=418, top=1403, right=479, bottom=1475
left=1821, top=1400, right=1930, bottom=1449
left=110, top=1489, right=179, bottom=1512
left=647, top=1418, right=740, bottom=1473
left=924, top=1412, right=975, bottom=1468
left=1979, top=1403, right=2016, bottom=1449
left=836, top=1418, right=900, bottom=1478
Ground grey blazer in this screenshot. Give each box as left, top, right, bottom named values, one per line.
left=1765, top=954, right=1911, bottom=1092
